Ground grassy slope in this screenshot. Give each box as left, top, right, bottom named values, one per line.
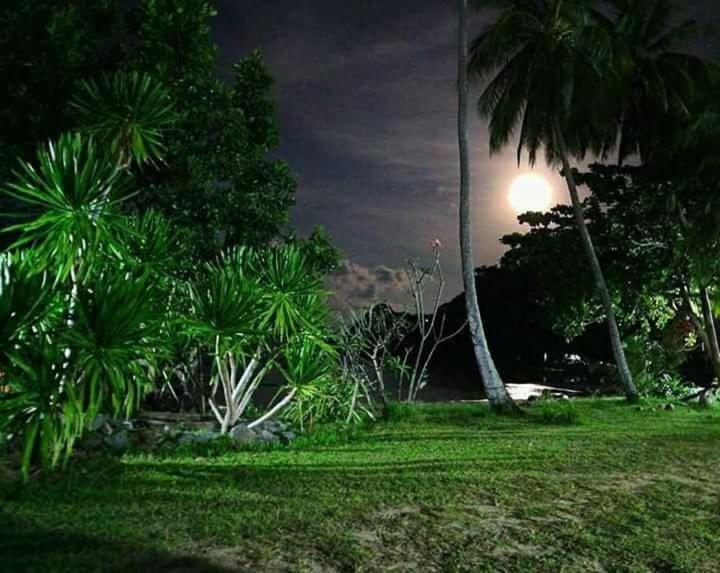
left=1, top=399, right=719, bottom=572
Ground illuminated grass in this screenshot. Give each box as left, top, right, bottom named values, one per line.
left=1, top=399, right=719, bottom=571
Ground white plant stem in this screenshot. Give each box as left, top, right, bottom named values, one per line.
left=247, top=388, right=297, bottom=430
left=209, top=341, right=266, bottom=433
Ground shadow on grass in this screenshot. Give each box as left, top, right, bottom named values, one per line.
left=4, top=400, right=718, bottom=571
left=0, top=518, right=237, bottom=572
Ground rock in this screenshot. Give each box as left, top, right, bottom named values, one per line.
left=281, top=431, right=297, bottom=442
left=560, top=395, right=570, bottom=401
left=274, top=421, right=290, bottom=432
left=104, top=431, right=129, bottom=450
left=187, top=421, right=217, bottom=432
left=261, top=421, right=281, bottom=433
left=258, top=430, right=279, bottom=444
left=664, top=403, right=675, bottom=411
left=90, top=414, right=109, bottom=432
left=118, top=420, right=134, bottom=432
left=229, top=425, right=257, bottom=444
left=699, top=388, right=719, bottom=407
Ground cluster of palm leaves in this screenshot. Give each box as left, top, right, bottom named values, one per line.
left=0, top=70, right=337, bottom=479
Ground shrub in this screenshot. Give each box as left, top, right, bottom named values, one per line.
left=185, top=245, right=335, bottom=434
left=635, top=372, right=689, bottom=399
left=626, top=334, right=689, bottom=399
left=530, top=400, right=582, bottom=425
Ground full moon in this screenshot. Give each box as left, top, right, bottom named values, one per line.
left=508, top=174, right=553, bottom=214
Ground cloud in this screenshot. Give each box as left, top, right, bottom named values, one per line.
left=217, top=0, right=591, bottom=302
left=327, top=260, right=409, bottom=310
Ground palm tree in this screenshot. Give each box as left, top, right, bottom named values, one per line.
left=457, top=0, right=515, bottom=411
left=468, top=0, right=639, bottom=400
left=606, top=0, right=711, bottom=165
left=608, top=1, right=715, bottom=392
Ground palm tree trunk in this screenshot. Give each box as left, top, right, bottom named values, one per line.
left=699, top=286, right=720, bottom=384
left=554, top=121, right=638, bottom=401
left=457, top=0, right=514, bottom=411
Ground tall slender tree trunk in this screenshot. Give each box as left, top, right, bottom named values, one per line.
left=699, top=287, right=720, bottom=384
left=457, top=0, right=513, bottom=411
left=554, top=122, right=638, bottom=401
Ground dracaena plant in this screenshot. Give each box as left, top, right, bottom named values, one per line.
left=0, top=251, right=60, bottom=362
left=275, top=335, right=339, bottom=432
left=1, top=133, right=134, bottom=281
left=0, top=341, right=84, bottom=482
left=70, top=71, right=179, bottom=167
left=122, top=210, right=182, bottom=274
left=64, top=268, right=166, bottom=422
left=185, top=245, right=332, bottom=433
left=0, top=253, right=166, bottom=480
left=0, top=69, right=178, bottom=481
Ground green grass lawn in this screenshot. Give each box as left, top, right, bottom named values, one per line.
left=2, top=399, right=719, bottom=572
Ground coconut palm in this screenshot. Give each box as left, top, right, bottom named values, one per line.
left=606, top=0, right=711, bottom=165
left=457, top=0, right=515, bottom=411
left=468, top=0, right=639, bottom=400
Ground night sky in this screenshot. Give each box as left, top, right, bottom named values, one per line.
left=213, top=1, right=720, bottom=306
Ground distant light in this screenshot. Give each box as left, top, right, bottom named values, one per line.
left=508, top=174, right=553, bottom=214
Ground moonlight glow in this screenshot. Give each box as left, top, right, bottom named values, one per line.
left=508, top=174, right=553, bottom=213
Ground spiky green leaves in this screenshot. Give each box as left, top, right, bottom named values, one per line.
left=123, top=210, right=183, bottom=274
left=0, top=341, right=84, bottom=482
left=187, top=245, right=329, bottom=349
left=70, top=71, right=178, bottom=166
left=65, top=270, right=166, bottom=420
left=187, top=252, right=260, bottom=344
left=255, top=247, right=329, bottom=341
left=2, top=133, right=133, bottom=279
left=0, top=251, right=59, bottom=364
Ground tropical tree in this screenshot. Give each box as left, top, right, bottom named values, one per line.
left=1, top=1, right=298, bottom=260
left=602, top=1, right=715, bottom=392
left=0, top=0, right=119, bottom=178
left=129, top=0, right=297, bottom=259
left=468, top=0, right=639, bottom=399
left=457, top=0, right=515, bottom=411
left=185, top=246, right=333, bottom=433
left=0, top=66, right=178, bottom=479
left=501, top=162, right=720, bottom=398
left=70, top=72, right=179, bottom=167
left=0, top=251, right=165, bottom=480
left=604, top=0, right=711, bottom=165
